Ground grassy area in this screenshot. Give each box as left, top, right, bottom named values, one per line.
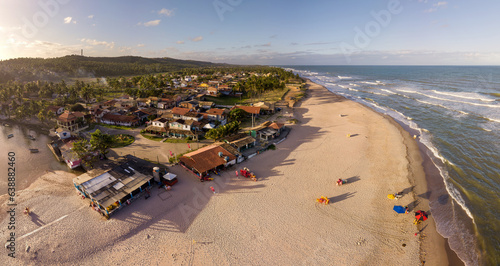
left=110, top=134, right=135, bottom=148
left=140, top=132, right=164, bottom=141
left=241, top=89, right=289, bottom=104
left=205, top=88, right=289, bottom=106
left=163, top=138, right=194, bottom=143
left=204, top=95, right=242, bottom=105
left=98, top=123, right=137, bottom=130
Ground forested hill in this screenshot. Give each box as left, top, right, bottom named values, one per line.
left=0, top=55, right=226, bottom=83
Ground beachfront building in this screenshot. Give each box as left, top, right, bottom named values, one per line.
left=254, top=122, right=285, bottom=140
left=72, top=155, right=156, bottom=218
left=253, top=102, right=276, bottom=114
left=223, top=133, right=257, bottom=152
left=58, top=139, right=83, bottom=169
left=179, top=144, right=238, bottom=178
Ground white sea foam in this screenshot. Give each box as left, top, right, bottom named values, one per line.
left=399, top=89, right=500, bottom=108
left=380, top=89, right=396, bottom=94
left=338, top=85, right=347, bottom=89
left=486, top=117, right=500, bottom=123
left=348, top=88, right=359, bottom=92
left=338, top=76, right=352, bottom=79
left=349, top=83, right=359, bottom=87
left=432, top=90, right=496, bottom=102
left=361, top=81, right=382, bottom=85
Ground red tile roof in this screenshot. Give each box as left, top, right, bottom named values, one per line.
left=58, top=111, right=77, bottom=122
left=101, top=114, right=139, bottom=123
left=180, top=144, right=237, bottom=174
left=268, top=122, right=284, bottom=130
left=206, top=108, right=225, bottom=116
left=234, top=105, right=261, bottom=115
left=172, top=107, right=191, bottom=116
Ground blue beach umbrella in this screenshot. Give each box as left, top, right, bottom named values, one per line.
left=393, top=205, right=406, bottom=214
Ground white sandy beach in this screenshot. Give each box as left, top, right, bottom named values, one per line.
left=0, top=80, right=448, bottom=265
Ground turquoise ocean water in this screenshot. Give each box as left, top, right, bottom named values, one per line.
left=287, top=66, right=499, bottom=266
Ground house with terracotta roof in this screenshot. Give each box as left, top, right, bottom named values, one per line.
left=179, top=144, right=238, bottom=178
left=204, top=108, right=227, bottom=125
left=46, top=105, right=65, bottom=116
left=207, top=86, right=218, bottom=96
left=255, top=122, right=285, bottom=140
left=179, top=100, right=199, bottom=110
left=254, top=101, right=276, bottom=114
left=233, top=105, right=261, bottom=116
left=157, top=98, right=176, bottom=109
left=102, top=100, right=117, bottom=107
left=57, top=111, right=87, bottom=132
left=100, top=113, right=140, bottom=127
left=172, top=107, right=191, bottom=119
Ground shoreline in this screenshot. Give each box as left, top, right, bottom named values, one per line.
left=304, top=78, right=464, bottom=265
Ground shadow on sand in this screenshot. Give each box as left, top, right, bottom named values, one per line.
left=329, top=192, right=356, bottom=203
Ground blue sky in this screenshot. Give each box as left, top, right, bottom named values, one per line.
left=1, top=0, right=499, bottom=65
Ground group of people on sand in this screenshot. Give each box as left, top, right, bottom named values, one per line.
left=336, top=178, right=347, bottom=186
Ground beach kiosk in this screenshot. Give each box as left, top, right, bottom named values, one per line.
left=73, top=155, right=156, bottom=218
left=162, top=172, right=178, bottom=186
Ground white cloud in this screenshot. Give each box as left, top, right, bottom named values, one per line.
left=176, top=41, right=185, bottom=44
left=254, top=42, right=271, bottom=47
left=139, top=20, right=161, bottom=27
left=64, top=17, right=75, bottom=24
left=80, top=38, right=115, bottom=49
left=88, top=15, right=94, bottom=19
left=0, top=26, right=21, bottom=33
left=137, top=44, right=145, bottom=47
left=424, top=1, right=448, bottom=13
left=191, top=36, right=203, bottom=42
left=158, top=8, right=174, bottom=17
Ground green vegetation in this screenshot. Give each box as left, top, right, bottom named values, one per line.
left=0, top=55, right=222, bottom=83
left=205, top=121, right=240, bottom=140
left=229, top=108, right=249, bottom=122
left=163, top=138, right=194, bottom=143
left=71, top=129, right=113, bottom=167
left=140, top=132, right=165, bottom=141
left=110, top=134, right=135, bottom=148
left=98, top=123, right=136, bottom=130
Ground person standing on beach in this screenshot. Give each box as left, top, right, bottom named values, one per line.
left=235, top=170, right=239, bottom=177
left=210, top=186, right=216, bottom=194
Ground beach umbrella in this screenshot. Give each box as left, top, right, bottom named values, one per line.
left=415, top=210, right=428, bottom=221
left=393, top=205, right=406, bottom=214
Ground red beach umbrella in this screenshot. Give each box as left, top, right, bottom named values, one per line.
left=415, top=210, right=428, bottom=221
